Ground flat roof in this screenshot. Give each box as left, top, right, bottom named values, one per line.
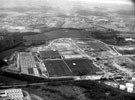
left=64, top=59, right=101, bottom=75
left=87, top=42, right=110, bottom=51
left=44, top=60, right=72, bottom=77
left=39, top=51, right=61, bottom=59
left=44, top=58, right=102, bottom=77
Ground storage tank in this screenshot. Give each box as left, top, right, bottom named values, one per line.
left=125, top=83, right=134, bottom=88
left=74, top=76, right=80, bottom=80
left=119, top=85, right=126, bottom=90
left=131, top=77, right=135, bottom=81
left=127, top=87, right=133, bottom=93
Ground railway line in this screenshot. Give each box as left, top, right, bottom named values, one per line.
left=0, top=80, right=75, bottom=89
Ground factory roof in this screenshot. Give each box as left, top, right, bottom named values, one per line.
left=39, top=50, right=61, bottom=59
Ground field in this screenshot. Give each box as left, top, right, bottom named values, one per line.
left=44, top=60, right=72, bottom=77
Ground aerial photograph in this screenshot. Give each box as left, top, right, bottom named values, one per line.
left=0, top=0, right=135, bottom=100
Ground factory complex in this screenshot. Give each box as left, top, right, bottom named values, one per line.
left=2, top=38, right=135, bottom=94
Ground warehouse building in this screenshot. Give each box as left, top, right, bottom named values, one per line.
left=39, top=50, right=61, bottom=59
left=18, top=52, right=48, bottom=78
left=64, top=59, right=102, bottom=76
left=19, top=52, right=40, bottom=77
left=0, top=89, right=24, bottom=100
left=43, top=60, right=72, bottom=77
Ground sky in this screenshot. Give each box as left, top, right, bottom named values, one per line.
left=69, top=0, right=132, bottom=4
left=0, top=0, right=133, bottom=9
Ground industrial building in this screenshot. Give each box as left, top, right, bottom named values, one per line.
left=17, top=51, right=103, bottom=78
left=43, top=58, right=103, bottom=77
left=1, top=38, right=107, bottom=82
left=78, top=41, right=110, bottom=52
left=51, top=43, right=73, bottom=51
left=19, top=52, right=39, bottom=76
left=39, top=50, right=61, bottom=59
left=64, top=59, right=102, bottom=76
left=43, top=60, right=72, bottom=77
left=0, top=89, right=24, bottom=100
left=2, top=37, right=135, bottom=95
left=18, top=52, right=48, bottom=78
